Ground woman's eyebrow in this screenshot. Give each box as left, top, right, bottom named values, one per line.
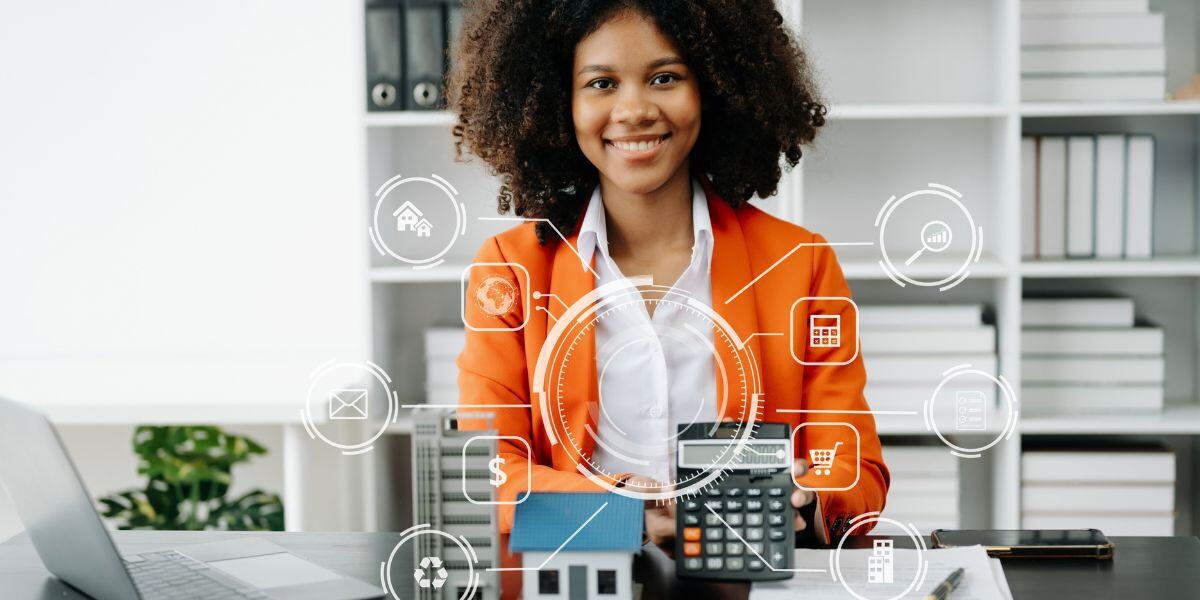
left=576, top=56, right=687, bottom=76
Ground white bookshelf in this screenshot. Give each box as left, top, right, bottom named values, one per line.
left=363, top=0, right=1200, bottom=536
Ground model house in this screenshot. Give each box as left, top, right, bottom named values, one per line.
left=510, top=492, right=641, bottom=600
left=393, top=200, right=423, bottom=232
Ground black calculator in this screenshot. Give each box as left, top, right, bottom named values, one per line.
left=675, top=422, right=795, bottom=581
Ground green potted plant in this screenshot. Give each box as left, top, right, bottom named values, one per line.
left=98, top=425, right=284, bottom=531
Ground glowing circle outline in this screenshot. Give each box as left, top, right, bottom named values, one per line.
left=370, top=174, right=465, bottom=267
left=875, top=184, right=980, bottom=290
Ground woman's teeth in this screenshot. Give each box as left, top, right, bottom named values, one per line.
left=610, top=137, right=665, bottom=151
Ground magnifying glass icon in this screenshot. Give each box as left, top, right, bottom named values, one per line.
left=905, top=220, right=953, bottom=266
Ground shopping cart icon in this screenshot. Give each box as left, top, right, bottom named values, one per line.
left=808, top=441, right=843, bottom=476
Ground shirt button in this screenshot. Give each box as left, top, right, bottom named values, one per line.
left=648, top=405, right=663, bottom=418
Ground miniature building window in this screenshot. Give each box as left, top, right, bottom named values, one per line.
left=597, top=569, right=617, bottom=595
left=539, top=569, right=560, bottom=595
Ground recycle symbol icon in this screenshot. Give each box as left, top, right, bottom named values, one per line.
left=414, top=555, right=448, bottom=589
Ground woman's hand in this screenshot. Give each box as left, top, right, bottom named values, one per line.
left=623, top=475, right=678, bottom=556
left=791, top=459, right=817, bottom=532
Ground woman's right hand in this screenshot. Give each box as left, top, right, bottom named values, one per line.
left=622, top=475, right=678, bottom=556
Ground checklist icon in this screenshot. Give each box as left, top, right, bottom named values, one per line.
left=955, top=390, right=986, bottom=431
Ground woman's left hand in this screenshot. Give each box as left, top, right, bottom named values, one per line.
left=790, top=459, right=817, bottom=532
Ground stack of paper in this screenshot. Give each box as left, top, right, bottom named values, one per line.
left=751, top=545, right=1012, bottom=600
left=1022, top=447, right=1176, bottom=535
left=1021, top=134, right=1156, bottom=259
left=425, top=327, right=466, bottom=404
left=1022, top=298, right=1164, bottom=413
left=861, top=304, right=997, bottom=417
left=1021, top=0, right=1165, bottom=101
left=880, top=445, right=960, bottom=535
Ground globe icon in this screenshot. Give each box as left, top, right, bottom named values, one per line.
left=473, top=275, right=517, bottom=316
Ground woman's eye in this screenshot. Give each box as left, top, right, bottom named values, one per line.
left=588, top=79, right=615, bottom=90
left=652, top=73, right=679, bottom=85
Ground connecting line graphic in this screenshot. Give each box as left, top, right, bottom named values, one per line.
left=535, top=292, right=570, bottom=311
left=724, top=241, right=874, bottom=305
left=479, top=217, right=600, bottom=279
left=705, top=505, right=827, bottom=574
left=536, top=305, right=559, bottom=323
left=776, top=409, right=920, bottom=416
left=400, top=404, right=533, bottom=409
left=736, top=332, right=783, bottom=350
left=487, top=501, right=609, bottom=572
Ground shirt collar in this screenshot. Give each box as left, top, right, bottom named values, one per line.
left=577, top=178, right=714, bottom=271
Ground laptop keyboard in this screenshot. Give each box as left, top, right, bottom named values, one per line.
left=124, top=550, right=271, bottom=600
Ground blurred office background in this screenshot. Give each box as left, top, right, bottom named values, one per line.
left=3, top=0, right=1200, bottom=548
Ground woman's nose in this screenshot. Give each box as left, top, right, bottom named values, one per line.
left=611, top=89, right=660, bottom=124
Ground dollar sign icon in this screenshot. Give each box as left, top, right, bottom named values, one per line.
left=488, top=455, right=507, bottom=488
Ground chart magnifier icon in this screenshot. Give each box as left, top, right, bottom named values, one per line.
left=905, top=220, right=953, bottom=266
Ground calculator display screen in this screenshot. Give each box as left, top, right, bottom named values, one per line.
left=678, top=441, right=790, bottom=470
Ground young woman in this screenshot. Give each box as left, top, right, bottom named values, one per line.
left=448, top=0, right=888, bottom=552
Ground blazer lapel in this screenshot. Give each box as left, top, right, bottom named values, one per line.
left=704, top=180, right=764, bottom=422
left=547, top=223, right=600, bottom=464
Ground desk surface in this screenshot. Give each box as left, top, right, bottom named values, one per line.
left=1, top=531, right=1198, bottom=600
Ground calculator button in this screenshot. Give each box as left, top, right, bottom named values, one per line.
left=726, top=500, right=744, bottom=511
left=746, top=513, right=764, bottom=526
left=685, top=500, right=701, bottom=512
left=769, top=529, right=787, bottom=541
left=726, top=557, right=745, bottom=571
left=706, top=542, right=724, bottom=555
left=746, top=528, right=764, bottom=541
left=725, top=542, right=743, bottom=556
left=748, top=542, right=765, bottom=554
left=746, top=500, right=763, bottom=511
left=727, top=513, right=743, bottom=526
left=705, top=500, right=723, bottom=511
left=705, top=513, right=721, bottom=526
left=705, top=528, right=724, bottom=541
left=705, top=558, right=724, bottom=571
left=684, top=557, right=703, bottom=570
left=684, top=514, right=700, bottom=525
left=705, top=488, right=723, bottom=497
left=726, top=487, right=743, bottom=497
left=683, top=527, right=702, bottom=542
left=770, top=544, right=789, bottom=567
left=747, top=488, right=763, bottom=497
left=768, top=487, right=785, bottom=497
left=768, top=514, right=786, bottom=527
left=684, top=542, right=701, bottom=557
left=728, top=528, right=744, bottom=539
left=768, top=499, right=785, bottom=512
left=748, top=559, right=764, bottom=571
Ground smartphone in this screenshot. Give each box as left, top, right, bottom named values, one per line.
left=931, top=529, right=1114, bottom=559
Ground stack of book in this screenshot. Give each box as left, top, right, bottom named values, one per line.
left=1021, top=0, right=1166, bottom=101
left=1021, top=134, right=1156, bottom=259
left=425, top=326, right=467, bottom=405
left=1022, top=297, right=1164, bottom=414
left=861, top=304, right=997, bottom=416
left=880, top=444, right=960, bottom=535
left=1022, top=446, right=1175, bottom=535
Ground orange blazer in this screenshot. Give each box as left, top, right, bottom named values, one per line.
left=457, top=177, right=889, bottom=541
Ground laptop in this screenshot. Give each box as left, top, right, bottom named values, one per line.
left=0, top=396, right=386, bottom=600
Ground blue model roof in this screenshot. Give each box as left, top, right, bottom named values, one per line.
left=509, top=492, right=643, bottom=553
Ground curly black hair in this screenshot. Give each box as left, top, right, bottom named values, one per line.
left=447, top=0, right=827, bottom=244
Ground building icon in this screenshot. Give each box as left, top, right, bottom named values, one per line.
left=394, top=200, right=424, bottom=232
left=867, top=539, right=894, bottom=584
left=412, top=410, right=500, bottom=600
left=415, top=218, right=434, bottom=237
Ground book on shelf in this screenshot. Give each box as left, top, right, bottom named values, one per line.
left=1023, top=356, right=1163, bottom=384
left=862, top=326, right=995, bottom=355
left=1037, top=136, right=1067, bottom=258
left=1023, top=327, right=1162, bottom=355
left=1020, top=0, right=1149, bottom=15
left=881, top=445, right=960, bottom=535
left=869, top=355, right=997, bottom=384
left=866, top=384, right=997, bottom=413
left=1095, top=135, right=1127, bottom=257
left=1023, top=483, right=1173, bottom=512
left=1022, top=47, right=1165, bottom=75
left=1021, top=75, right=1166, bottom=102
left=1022, top=385, right=1164, bottom=413
left=1022, top=448, right=1175, bottom=482
left=1066, top=136, right=1095, bottom=257
left=1022, top=297, right=1134, bottom=327
left=1124, top=135, right=1156, bottom=259
left=858, top=304, right=984, bottom=328
left=1021, top=13, right=1163, bottom=46
left=1021, top=137, right=1038, bottom=259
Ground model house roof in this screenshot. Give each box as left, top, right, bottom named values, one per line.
left=510, top=492, right=642, bottom=553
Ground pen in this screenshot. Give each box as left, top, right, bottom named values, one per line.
left=924, top=567, right=965, bottom=600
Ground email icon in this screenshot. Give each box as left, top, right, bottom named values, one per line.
left=329, top=389, right=369, bottom=420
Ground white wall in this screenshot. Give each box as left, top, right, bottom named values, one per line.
left=0, top=1, right=370, bottom=411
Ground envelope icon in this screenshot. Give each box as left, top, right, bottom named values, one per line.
left=329, top=389, right=369, bottom=420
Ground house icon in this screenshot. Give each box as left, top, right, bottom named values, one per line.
left=414, top=218, right=433, bottom=238
left=393, top=201, right=423, bottom=232
left=511, top=492, right=642, bottom=600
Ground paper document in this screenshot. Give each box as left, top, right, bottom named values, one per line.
left=751, top=546, right=1011, bottom=600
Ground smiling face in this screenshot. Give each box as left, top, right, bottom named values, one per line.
left=571, top=9, right=702, bottom=196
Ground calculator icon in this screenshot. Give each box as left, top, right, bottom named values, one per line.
left=809, top=315, right=841, bottom=348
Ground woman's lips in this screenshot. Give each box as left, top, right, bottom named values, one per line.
left=605, top=134, right=670, bottom=162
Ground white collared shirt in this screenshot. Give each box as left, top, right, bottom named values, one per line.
left=576, top=179, right=717, bottom=483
